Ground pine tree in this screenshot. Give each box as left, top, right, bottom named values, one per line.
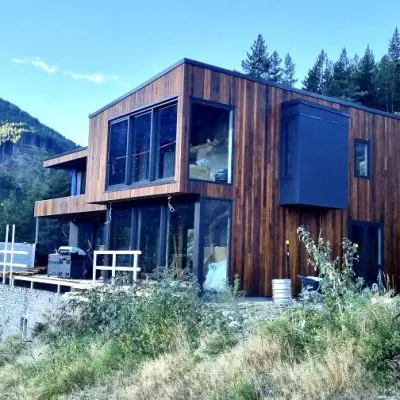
left=354, top=46, right=376, bottom=107
left=388, top=27, right=400, bottom=111
left=302, top=50, right=329, bottom=94
left=268, top=51, right=282, bottom=82
left=282, top=54, right=297, bottom=86
left=374, top=55, right=395, bottom=112
left=241, top=34, right=270, bottom=79
left=326, top=48, right=356, bottom=100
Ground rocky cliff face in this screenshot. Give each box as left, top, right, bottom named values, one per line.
left=0, top=97, right=76, bottom=161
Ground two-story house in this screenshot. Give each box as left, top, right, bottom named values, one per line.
left=35, top=59, right=400, bottom=296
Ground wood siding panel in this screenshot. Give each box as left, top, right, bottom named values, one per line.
left=35, top=195, right=106, bottom=218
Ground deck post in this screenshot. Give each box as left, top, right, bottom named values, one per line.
left=2, top=225, right=9, bottom=284
left=35, top=218, right=40, bottom=244
left=9, top=225, right=15, bottom=285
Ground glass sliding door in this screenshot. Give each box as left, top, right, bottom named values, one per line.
left=201, top=199, right=231, bottom=291
left=137, top=206, right=162, bottom=274
left=167, top=202, right=195, bottom=271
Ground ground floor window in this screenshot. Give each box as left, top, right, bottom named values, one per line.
left=201, top=199, right=231, bottom=291
left=108, top=196, right=231, bottom=289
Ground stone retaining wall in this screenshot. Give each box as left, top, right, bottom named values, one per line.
left=0, top=285, right=68, bottom=339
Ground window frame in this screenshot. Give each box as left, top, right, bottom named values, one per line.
left=106, top=98, right=178, bottom=191
left=354, top=139, right=371, bottom=179
left=193, top=196, right=233, bottom=291
left=187, top=97, right=235, bottom=185
left=106, top=195, right=232, bottom=288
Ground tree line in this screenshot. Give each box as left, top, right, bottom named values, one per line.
left=241, top=28, right=400, bottom=113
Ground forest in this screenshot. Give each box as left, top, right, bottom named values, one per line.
left=241, top=28, right=400, bottom=113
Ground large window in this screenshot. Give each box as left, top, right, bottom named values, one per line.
left=201, top=199, right=231, bottom=291
left=189, top=101, right=233, bottom=183
left=354, top=139, right=371, bottom=178
left=108, top=197, right=230, bottom=289
left=108, top=120, right=129, bottom=186
left=107, top=101, right=177, bottom=188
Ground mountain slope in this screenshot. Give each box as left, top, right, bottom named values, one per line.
left=0, top=97, right=78, bottom=252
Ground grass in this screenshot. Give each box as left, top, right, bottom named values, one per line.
left=0, top=269, right=399, bottom=399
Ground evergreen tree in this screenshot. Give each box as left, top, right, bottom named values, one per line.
left=325, top=48, right=356, bottom=100
left=241, top=34, right=270, bottom=79
left=388, top=27, right=400, bottom=111
left=302, top=50, right=329, bottom=94
left=282, top=54, right=297, bottom=86
left=268, top=51, right=282, bottom=82
left=374, top=55, right=395, bottom=112
left=353, top=46, right=376, bottom=107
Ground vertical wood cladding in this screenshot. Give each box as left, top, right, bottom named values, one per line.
left=180, top=64, right=400, bottom=295
left=86, top=61, right=400, bottom=296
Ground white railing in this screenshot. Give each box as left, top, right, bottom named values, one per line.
left=0, top=225, right=30, bottom=284
left=93, top=250, right=142, bottom=283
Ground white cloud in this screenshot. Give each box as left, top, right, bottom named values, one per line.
left=12, top=56, right=58, bottom=74
left=64, top=71, right=119, bottom=84
left=12, top=56, right=118, bottom=84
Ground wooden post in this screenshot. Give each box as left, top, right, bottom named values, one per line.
left=9, top=225, right=15, bottom=285
left=2, top=225, right=9, bottom=284
left=35, top=218, right=39, bottom=244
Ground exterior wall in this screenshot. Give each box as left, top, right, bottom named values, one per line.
left=0, top=286, right=68, bottom=339
left=181, top=63, right=400, bottom=296
left=86, top=65, right=185, bottom=204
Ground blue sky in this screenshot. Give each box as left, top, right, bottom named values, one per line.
left=1, top=0, right=399, bottom=146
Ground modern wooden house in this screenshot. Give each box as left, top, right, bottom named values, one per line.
left=34, top=59, right=400, bottom=296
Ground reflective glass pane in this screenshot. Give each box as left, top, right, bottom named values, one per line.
left=156, top=104, right=177, bottom=179
left=138, top=206, right=161, bottom=274
left=167, top=202, right=195, bottom=270
left=132, top=113, right=151, bottom=182
left=202, top=199, right=231, bottom=290
left=354, top=141, right=369, bottom=177
left=108, top=120, right=128, bottom=186
left=189, top=102, right=232, bottom=183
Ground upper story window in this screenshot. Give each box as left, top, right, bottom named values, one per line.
left=189, top=100, right=233, bottom=183
left=71, top=168, right=87, bottom=196
left=354, top=139, right=371, bottom=178
left=107, top=101, right=177, bottom=188
left=281, top=119, right=294, bottom=179
left=108, top=120, right=129, bottom=186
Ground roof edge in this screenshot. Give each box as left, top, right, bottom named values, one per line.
left=89, top=57, right=400, bottom=122
left=44, top=146, right=87, bottom=162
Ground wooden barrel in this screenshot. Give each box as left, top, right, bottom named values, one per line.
left=272, top=279, right=292, bottom=306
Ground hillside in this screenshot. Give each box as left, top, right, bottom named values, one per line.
left=0, top=97, right=78, bottom=251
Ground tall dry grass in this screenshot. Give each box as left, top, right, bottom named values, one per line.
left=120, top=333, right=373, bottom=400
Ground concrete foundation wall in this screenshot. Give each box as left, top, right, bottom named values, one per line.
left=0, top=285, right=68, bottom=339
